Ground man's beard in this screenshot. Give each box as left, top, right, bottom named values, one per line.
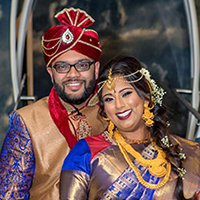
left=53, top=75, right=96, bottom=105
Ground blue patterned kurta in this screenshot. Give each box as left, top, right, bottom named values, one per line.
left=0, top=111, right=35, bottom=199
left=0, top=93, right=107, bottom=200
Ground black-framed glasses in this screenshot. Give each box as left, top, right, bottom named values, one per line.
left=52, top=60, right=95, bottom=73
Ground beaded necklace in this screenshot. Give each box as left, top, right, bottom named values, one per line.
left=123, top=135, right=150, bottom=144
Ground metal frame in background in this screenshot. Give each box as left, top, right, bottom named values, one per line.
left=10, top=0, right=35, bottom=109
left=182, top=0, right=200, bottom=140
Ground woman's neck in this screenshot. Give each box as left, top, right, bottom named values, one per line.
left=118, top=127, right=150, bottom=141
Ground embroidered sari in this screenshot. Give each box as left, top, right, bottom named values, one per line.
left=60, top=132, right=200, bottom=200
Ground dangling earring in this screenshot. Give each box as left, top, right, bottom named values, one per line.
left=102, top=117, right=109, bottom=121
left=102, top=116, right=115, bottom=138
left=108, top=120, right=115, bottom=138
left=142, top=103, right=154, bottom=127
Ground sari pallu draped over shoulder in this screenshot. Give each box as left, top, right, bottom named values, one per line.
left=60, top=133, right=200, bottom=200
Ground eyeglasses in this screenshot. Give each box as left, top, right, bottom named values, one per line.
left=52, top=60, right=95, bottom=73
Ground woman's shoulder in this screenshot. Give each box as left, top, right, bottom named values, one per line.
left=83, top=131, right=112, bottom=159
left=170, top=135, right=200, bottom=197
left=84, top=131, right=112, bottom=145
left=170, top=134, right=200, bottom=151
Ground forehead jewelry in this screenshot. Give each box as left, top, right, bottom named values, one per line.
left=106, top=68, right=115, bottom=90
left=98, top=68, right=143, bottom=93
left=98, top=67, right=166, bottom=106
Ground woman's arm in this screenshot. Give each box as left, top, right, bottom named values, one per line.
left=60, top=139, right=91, bottom=200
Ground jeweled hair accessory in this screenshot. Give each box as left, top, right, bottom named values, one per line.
left=98, top=69, right=143, bottom=93
left=98, top=67, right=166, bottom=106
left=42, top=7, right=101, bottom=67
left=105, top=68, right=115, bottom=90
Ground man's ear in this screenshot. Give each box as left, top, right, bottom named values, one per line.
left=46, top=67, right=53, bottom=83
left=94, top=61, right=100, bottom=80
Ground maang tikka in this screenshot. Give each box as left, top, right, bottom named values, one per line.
left=105, top=68, right=115, bottom=90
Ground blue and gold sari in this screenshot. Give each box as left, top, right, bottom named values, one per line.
left=60, top=132, right=200, bottom=200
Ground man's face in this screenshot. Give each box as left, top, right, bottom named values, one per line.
left=47, top=50, right=100, bottom=107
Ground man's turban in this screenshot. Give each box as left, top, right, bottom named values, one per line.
left=42, top=8, right=101, bottom=67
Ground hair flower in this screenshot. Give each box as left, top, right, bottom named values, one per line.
left=140, top=68, right=166, bottom=106
left=178, top=167, right=186, bottom=179
left=179, top=152, right=186, bottom=160
left=161, top=136, right=172, bottom=148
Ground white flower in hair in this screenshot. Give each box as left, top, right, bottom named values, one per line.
left=140, top=68, right=166, bottom=106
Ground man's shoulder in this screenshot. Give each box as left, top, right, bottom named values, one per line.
left=17, top=96, right=49, bottom=114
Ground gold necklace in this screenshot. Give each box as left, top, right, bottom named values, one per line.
left=114, top=129, right=171, bottom=189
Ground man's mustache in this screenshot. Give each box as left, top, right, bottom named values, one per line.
left=62, top=79, right=86, bottom=84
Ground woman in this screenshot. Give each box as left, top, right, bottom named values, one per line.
left=60, top=55, right=200, bottom=200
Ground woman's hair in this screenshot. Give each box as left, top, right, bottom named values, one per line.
left=98, top=55, right=191, bottom=200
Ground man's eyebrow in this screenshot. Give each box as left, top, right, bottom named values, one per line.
left=78, top=59, right=93, bottom=62
left=54, top=59, right=91, bottom=64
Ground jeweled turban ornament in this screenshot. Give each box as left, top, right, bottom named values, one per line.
left=42, top=7, right=102, bottom=67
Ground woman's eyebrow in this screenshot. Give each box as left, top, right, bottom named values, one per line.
left=102, top=93, right=113, bottom=98
left=119, top=87, right=134, bottom=93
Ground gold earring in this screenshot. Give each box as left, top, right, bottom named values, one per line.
left=107, top=120, right=115, bottom=138
left=142, top=103, right=154, bottom=127
left=102, top=117, right=110, bottom=121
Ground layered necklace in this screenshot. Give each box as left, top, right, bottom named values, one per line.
left=111, top=128, right=171, bottom=189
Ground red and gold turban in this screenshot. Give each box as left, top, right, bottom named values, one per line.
left=41, top=8, right=101, bottom=67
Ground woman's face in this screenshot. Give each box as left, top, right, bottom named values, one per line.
left=102, top=76, right=146, bottom=134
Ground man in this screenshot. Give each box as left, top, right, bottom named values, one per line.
left=0, top=8, right=107, bottom=200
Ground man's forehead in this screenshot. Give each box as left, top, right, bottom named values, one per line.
left=53, top=50, right=92, bottom=64
left=54, top=58, right=92, bottom=64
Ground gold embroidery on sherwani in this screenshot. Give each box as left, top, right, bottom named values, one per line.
left=60, top=98, right=76, bottom=113
left=60, top=94, right=107, bottom=139
left=77, top=120, right=92, bottom=140
left=71, top=114, right=86, bottom=121
left=88, top=93, right=99, bottom=106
